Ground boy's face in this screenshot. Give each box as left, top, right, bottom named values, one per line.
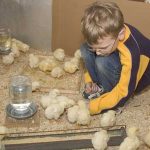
left=87, top=36, right=118, bottom=56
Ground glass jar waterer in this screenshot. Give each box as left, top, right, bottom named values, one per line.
left=6, top=75, right=37, bottom=119
left=0, top=27, right=11, bottom=54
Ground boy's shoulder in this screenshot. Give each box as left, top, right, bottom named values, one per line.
left=125, top=23, right=142, bottom=37
left=125, top=23, right=138, bottom=32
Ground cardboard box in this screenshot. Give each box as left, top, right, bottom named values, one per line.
left=52, top=0, right=150, bottom=56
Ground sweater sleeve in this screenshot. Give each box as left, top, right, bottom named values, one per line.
left=89, top=42, right=140, bottom=114
left=84, top=71, right=92, bottom=83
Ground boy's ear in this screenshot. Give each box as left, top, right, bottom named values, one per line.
left=118, top=27, right=125, bottom=41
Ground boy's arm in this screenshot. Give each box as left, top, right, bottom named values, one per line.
left=89, top=43, right=140, bottom=114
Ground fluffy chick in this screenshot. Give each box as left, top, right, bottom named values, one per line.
left=77, top=108, right=91, bottom=125
left=32, top=81, right=40, bottom=91
left=45, top=103, right=65, bottom=120
left=91, top=129, right=110, bottom=150
left=12, top=38, right=30, bottom=52
left=11, top=42, right=20, bottom=57
left=145, top=0, right=150, bottom=3
left=119, top=127, right=141, bottom=150
left=53, top=48, right=65, bottom=61
left=39, top=58, right=58, bottom=72
left=2, top=52, right=14, bottom=65
left=100, top=110, right=116, bottom=127
left=143, top=130, right=150, bottom=147
left=78, top=100, right=87, bottom=109
left=119, top=137, right=140, bottom=150
left=77, top=100, right=91, bottom=125
left=70, top=57, right=80, bottom=66
left=51, top=67, right=64, bottom=78
left=127, top=126, right=139, bottom=138
left=40, top=95, right=53, bottom=109
left=67, top=105, right=79, bottom=123
left=40, top=89, right=60, bottom=108
left=29, top=54, right=39, bottom=68
left=74, top=49, right=81, bottom=59
left=56, top=95, right=75, bottom=109
left=64, top=61, right=78, bottom=74
left=49, top=89, right=60, bottom=98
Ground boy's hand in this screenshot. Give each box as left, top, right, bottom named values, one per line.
left=85, top=82, right=100, bottom=94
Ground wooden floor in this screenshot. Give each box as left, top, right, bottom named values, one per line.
left=1, top=49, right=150, bottom=149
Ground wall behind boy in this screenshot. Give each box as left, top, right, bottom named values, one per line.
left=0, top=0, right=52, bottom=51
left=52, top=0, right=150, bottom=56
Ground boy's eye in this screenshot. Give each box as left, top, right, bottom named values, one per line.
left=97, top=45, right=110, bottom=49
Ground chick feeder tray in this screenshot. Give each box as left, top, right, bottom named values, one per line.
left=6, top=75, right=37, bottom=119
left=3, top=125, right=126, bottom=150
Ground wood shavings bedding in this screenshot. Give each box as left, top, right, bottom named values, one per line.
left=21, top=54, right=84, bottom=93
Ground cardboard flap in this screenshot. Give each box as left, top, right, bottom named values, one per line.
left=52, top=0, right=150, bottom=55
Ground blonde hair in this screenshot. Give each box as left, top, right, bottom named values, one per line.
left=81, top=1, right=124, bottom=44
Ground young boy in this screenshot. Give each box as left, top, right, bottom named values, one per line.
left=80, top=1, right=150, bottom=115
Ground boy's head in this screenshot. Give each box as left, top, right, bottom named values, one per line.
left=81, top=1, right=124, bottom=46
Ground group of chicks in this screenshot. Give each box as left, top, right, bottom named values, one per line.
left=1, top=39, right=82, bottom=79
left=145, top=0, right=150, bottom=3
left=29, top=48, right=82, bottom=78
left=40, top=89, right=91, bottom=125
left=2, top=38, right=30, bottom=65
left=4, top=40, right=150, bottom=149
left=92, top=126, right=150, bottom=150
left=39, top=89, right=150, bottom=150
left=1, top=100, right=150, bottom=150
left=91, top=112, right=150, bottom=150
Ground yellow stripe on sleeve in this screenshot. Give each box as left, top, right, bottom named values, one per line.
left=89, top=43, right=132, bottom=114
left=84, top=71, right=92, bottom=83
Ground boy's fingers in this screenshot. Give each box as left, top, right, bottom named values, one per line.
left=85, top=83, right=92, bottom=93
left=85, top=82, right=101, bottom=94
left=85, top=86, right=92, bottom=93
left=91, top=83, right=99, bottom=93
